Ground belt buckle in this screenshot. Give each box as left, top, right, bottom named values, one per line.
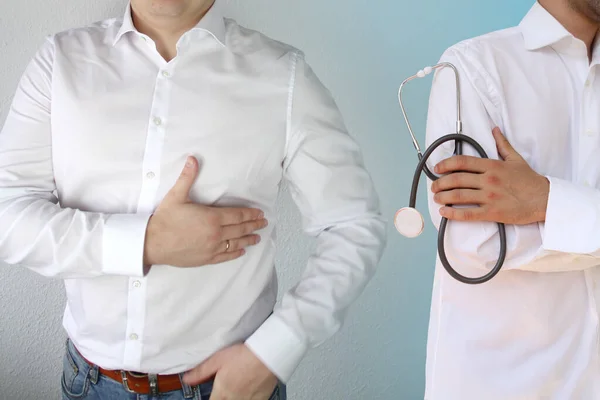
left=120, top=371, right=158, bottom=395
left=120, top=371, right=136, bottom=393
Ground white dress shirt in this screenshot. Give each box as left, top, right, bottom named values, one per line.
left=424, top=2, right=600, bottom=399
left=0, top=1, right=386, bottom=382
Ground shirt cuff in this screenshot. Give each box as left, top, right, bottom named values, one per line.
left=244, top=313, right=308, bottom=383
left=102, top=213, right=152, bottom=277
left=542, top=177, right=600, bottom=254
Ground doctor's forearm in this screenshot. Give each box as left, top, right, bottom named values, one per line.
left=541, top=176, right=600, bottom=257
left=427, top=183, right=600, bottom=273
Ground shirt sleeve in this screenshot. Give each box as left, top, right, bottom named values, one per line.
left=542, top=177, right=600, bottom=255
left=0, top=37, right=150, bottom=279
left=424, top=47, right=600, bottom=274
left=244, top=52, right=387, bottom=382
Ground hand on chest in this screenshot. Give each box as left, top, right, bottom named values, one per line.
left=496, top=65, right=593, bottom=182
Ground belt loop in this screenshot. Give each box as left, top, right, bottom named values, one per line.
left=89, top=364, right=99, bottom=384
left=148, top=374, right=159, bottom=396
left=178, top=374, right=195, bottom=399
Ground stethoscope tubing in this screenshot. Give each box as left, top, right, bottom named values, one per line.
left=409, top=133, right=507, bottom=284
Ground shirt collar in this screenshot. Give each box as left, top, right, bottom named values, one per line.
left=112, top=0, right=226, bottom=47
left=519, top=1, right=572, bottom=51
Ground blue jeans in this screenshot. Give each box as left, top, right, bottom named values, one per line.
left=62, top=339, right=286, bottom=400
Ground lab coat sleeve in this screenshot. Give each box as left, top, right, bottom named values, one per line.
left=0, top=37, right=150, bottom=279
left=425, top=48, right=600, bottom=273
left=542, top=178, right=600, bottom=256
left=245, top=52, right=387, bottom=382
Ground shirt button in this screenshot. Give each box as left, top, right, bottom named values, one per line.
left=585, top=79, right=591, bottom=87
left=153, top=117, right=162, bottom=126
left=146, top=172, right=155, bottom=180
left=162, top=71, right=170, bottom=78
left=585, top=129, right=594, bottom=136
left=133, top=280, right=141, bottom=288
left=129, top=333, right=139, bottom=341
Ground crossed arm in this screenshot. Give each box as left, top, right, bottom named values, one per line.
left=425, top=49, right=600, bottom=273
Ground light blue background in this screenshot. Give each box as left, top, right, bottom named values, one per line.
left=228, top=0, right=534, bottom=398
left=0, top=1, right=534, bottom=399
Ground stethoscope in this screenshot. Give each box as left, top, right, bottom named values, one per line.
left=394, top=62, right=507, bottom=284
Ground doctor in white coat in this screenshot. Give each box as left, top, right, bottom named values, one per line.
left=424, top=0, right=600, bottom=399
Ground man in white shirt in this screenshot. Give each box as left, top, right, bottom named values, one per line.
left=423, top=0, right=600, bottom=399
left=0, top=0, right=386, bottom=399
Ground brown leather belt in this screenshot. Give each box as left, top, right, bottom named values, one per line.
left=79, top=352, right=183, bottom=394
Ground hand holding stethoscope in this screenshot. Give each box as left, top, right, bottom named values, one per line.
left=394, top=62, right=507, bottom=285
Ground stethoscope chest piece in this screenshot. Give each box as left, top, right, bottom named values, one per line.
left=394, top=207, right=424, bottom=238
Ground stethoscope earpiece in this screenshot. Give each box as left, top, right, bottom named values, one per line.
left=394, top=207, right=424, bottom=238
